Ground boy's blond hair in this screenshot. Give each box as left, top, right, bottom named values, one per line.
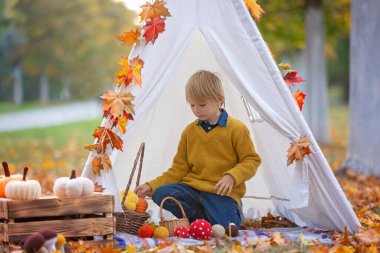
left=185, top=70, right=225, bottom=106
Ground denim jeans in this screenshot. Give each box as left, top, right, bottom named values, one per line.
left=152, top=183, right=241, bottom=228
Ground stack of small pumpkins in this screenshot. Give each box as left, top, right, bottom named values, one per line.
left=1, top=161, right=42, bottom=200
left=121, top=190, right=148, bottom=214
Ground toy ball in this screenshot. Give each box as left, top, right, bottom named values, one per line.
left=173, top=226, right=189, bottom=238
left=211, top=224, right=225, bottom=238
left=225, top=223, right=239, bottom=237
left=154, top=226, right=169, bottom=239
left=138, top=225, right=154, bottom=238
left=189, top=219, right=212, bottom=240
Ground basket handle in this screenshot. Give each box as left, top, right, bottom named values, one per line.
left=121, top=142, right=145, bottom=207
left=159, top=196, right=188, bottom=221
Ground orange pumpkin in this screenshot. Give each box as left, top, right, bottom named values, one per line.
left=135, top=198, right=148, bottom=213
left=0, top=161, right=22, bottom=198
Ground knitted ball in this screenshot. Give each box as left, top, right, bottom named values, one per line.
left=126, top=244, right=137, bottom=253
left=24, top=233, right=45, bottom=253
left=189, top=219, right=212, bottom=240
left=173, top=226, right=189, bottom=238
left=225, top=223, right=239, bottom=237
left=211, top=224, right=225, bottom=238
left=138, top=225, right=154, bottom=238
left=154, top=226, right=169, bottom=239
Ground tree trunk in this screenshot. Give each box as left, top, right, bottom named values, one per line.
left=304, top=0, right=331, bottom=144
left=39, top=67, right=49, bottom=103
left=342, top=0, right=380, bottom=176
left=60, top=78, right=71, bottom=100
left=11, top=63, right=23, bottom=105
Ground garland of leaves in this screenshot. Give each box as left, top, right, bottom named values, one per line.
left=85, top=0, right=309, bottom=175
left=85, top=0, right=171, bottom=176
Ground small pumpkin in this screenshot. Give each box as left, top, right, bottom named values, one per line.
left=135, top=198, right=148, bottom=213
left=53, top=170, right=94, bottom=198
left=5, top=167, right=41, bottom=200
left=0, top=161, right=22, bottom=198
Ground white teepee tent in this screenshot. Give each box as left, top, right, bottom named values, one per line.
left=82, top=0, right=360, bottom=232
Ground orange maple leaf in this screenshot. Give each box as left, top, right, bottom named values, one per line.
left=94, top=182, right=105, bottom=192
left=294, top=89, right=306, bottom=111
left=143, top=16, right=166, bottom=44
left=116, top=27, right=141, bottom=46
left=287, top=136, right=311, bottom=166
left=139, top=0, right=171, bottom=22
left=100, top=243, right=122, bottom=253
left=100, top=90, right=135, bottom=118
left=127, top=57, right=144, bottom=86
left=101, top=153, right=112, bottom=172
left=244, top=0, right=265, bottom=21
left=284, top=71, right=305, bottom=86
left=92, top=156, right=102, bottom=177
left=106, top=129, right=123, bottom=150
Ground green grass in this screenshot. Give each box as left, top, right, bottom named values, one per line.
left=0, top=119, right=101, bottom=177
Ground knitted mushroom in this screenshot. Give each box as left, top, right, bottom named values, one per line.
left=24, top=233, right=48, bottom=253
left=189, top=219, right=212, bottom=240
left=173, top=226, right=189, bottom=238
left=225, top=223, right=239, bottom=237
left=39, top=228, right=58, bottom=252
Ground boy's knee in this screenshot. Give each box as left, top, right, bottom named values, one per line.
left=151, top=185, right=169, bottom=205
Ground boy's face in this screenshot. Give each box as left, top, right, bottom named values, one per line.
left=188, top=97, right=223, bottom=123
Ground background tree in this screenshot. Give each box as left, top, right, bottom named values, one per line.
left=342, top=0, right=380, bottom=176
left=0, top=0, right=135, bottom=103
left=257, top=0, right=350, bottom=144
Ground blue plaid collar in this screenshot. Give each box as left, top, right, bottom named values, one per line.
left=197, top=109, right=228, bottom=127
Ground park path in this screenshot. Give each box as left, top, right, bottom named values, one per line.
left=0, top=100, right=102, bottom=132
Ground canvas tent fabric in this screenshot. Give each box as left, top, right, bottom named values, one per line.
left=82, top=0, right=360, bottom=232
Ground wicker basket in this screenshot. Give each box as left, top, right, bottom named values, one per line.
left=159, top=196, right=190, bottom=236
left=115, top=142, right=150, bottom=234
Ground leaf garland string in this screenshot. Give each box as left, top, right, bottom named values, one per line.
left=85, top=0, right=171, bottom=176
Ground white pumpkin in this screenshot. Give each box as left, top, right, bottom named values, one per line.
left=53, top=170, right=94, bottom=198
left=5, top=167, right=41, bottom=200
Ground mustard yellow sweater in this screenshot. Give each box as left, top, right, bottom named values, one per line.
left=147, top=117, right=262, bottom=204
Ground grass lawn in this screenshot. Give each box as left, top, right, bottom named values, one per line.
left=0, top=101, right=82, bottom=115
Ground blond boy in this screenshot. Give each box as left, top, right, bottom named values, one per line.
left=136, top=70, right=261, bottom=227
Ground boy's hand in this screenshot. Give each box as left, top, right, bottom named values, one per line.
left=134, top=184, right=152, bottom=198
left=214, top=174, right=235, bottom=196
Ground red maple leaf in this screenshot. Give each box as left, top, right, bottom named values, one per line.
left=143, top=16, right=166, bottom=44
left=284, top=71, right=305, bottom=86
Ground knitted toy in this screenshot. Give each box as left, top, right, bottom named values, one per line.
left=154, top=226, right=169, bottom=239
left=138, top=225, right=154, bottom=238
left=173, top=226, right=189, bottom=238
left=39, top=228, right=58, bottom=252
left=189, top=219, right=212, bottom=240
left=211, top=224, right=225, bottom=238
left=225, top=223, right=239, bottom=237
left=24, top=233, right=48, bottom=253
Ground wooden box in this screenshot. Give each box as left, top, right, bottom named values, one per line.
left=0, top=193, right=115, bottom=243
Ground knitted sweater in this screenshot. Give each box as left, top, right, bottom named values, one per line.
left=147, top=116, right=262, bottom=204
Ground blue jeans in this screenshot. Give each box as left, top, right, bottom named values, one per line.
left=152, top=183, right=241, bottom=228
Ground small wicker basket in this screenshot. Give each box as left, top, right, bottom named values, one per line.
left=115, top=142, right=150, bottom=234
left=159, top=196, right=190, bottom=236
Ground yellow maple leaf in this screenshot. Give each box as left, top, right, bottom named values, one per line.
left=139, top=0, right=171, bottom=22
left=118, top=116, right=127, bottom=133
left=244, top=0, right=265, bottom=21
left=116, top=27, right=141, bottom=46
left=278, top=62, right=292, bottom=70
left=100, top=91, right=135, bottom=118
